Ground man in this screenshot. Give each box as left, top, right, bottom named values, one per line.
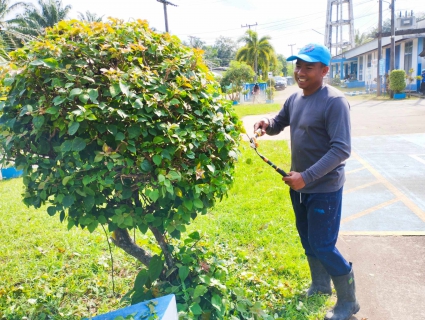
left=254, top=43, right=360, bottom=320
left=252, top=82, right=260, bottom=103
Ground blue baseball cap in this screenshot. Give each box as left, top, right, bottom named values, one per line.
left=287, top=43, right=331, bottom=66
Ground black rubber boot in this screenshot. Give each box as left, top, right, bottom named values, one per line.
left=325, top=266, right=360, bottom=320
left=306, top=256, right=332, bottom=297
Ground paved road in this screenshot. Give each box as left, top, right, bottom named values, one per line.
left=242, top=86, right=425, bottom=320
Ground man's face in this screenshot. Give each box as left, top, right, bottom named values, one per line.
left=294, top=59, right=329, bottom=96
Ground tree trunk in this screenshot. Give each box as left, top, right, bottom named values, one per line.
left=111, top=228, right=152, bottom=267
left=149, top=226, right=175, bottom=271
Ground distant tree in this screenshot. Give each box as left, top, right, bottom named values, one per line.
left=277, top=54, right=288, bottom=76
left=77, top=10, right=103, bottom=22
left=220, top=60, right=255, bottom=101
left=10, top=0, right=71, bottom=37
left=184, top=35, right=205, bottom=49
left=354, top=29, right=372, bottom=47
left=183, top=36, right=221, bottom=69
left=213, top=36, right=237, bottom=67
left=367, top=18, right=391, bottom=38
left=236, top=30, right=275, bottom=79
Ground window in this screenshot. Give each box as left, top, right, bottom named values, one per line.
left=404, top=41, right=413, bottom=73
left=359, top=56, right=363, bottom=81
left=367, top=54, right=372, bottom=68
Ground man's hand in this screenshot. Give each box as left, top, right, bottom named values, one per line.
left=253, top=118, right=269, bottom=135
left=282, top=171, right=305, bottom=190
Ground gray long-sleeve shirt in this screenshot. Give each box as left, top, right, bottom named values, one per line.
left=266, top=85, right=351, bottom=193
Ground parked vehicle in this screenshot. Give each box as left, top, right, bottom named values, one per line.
left=285, top=76, right=294, bottom=85
left=273, top=76, right=287, bottom=90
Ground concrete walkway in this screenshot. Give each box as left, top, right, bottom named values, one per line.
left=242, top=86, right=425, bottom=320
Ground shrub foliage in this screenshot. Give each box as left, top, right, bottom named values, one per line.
left=0, top=19, right=242, bottom=317
left=389, top=69, right=406, bottom=93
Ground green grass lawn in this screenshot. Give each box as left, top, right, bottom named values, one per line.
left=232, top=103, right=282, bottom=118
left=0, top=140, right=331, bottom=319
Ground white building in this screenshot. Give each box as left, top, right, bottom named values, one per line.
left=329, top=16, right=425, bottom=92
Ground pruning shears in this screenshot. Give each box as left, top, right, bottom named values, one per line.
left=247, top=129, right=288, bottom=177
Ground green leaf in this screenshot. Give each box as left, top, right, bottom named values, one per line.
left=178, top=266, right=189, bottom=282
left=45, top=105, right=60, bottom=114
left=148, top=255, right=164, bottom=281
left=82, top=176, right=92, bottom=186
left=170, top=98, right=180, bottom=105
left=128, top=126, right=141, bottom=139
left=84, top=195, right=95, bottom=211
left=47, top=206, right=56, bottom=216
left=193, top=198, right=203, bottom=209
left=153, top=136, right=163, bottom=143
left=117, top=110, right=129, bottom=119
left=167, top=170, right=181, bottom=181
left=212, top=294, right=223, bottom=312
left=72, top=137, right=86, bottom=151
left=193, top=285, right=207, bottom=299
left=53, top=96, right=67, bottom=106
left=94, top=154, right=103, bottom=162
left=79, top=93, right=90, bottom=104
left=61, top=140, right=72, bottom=152
left=134, top=269, right=149, bottom=289
left=68, top=122, right=80, bottom=135
left=33, top=115, right=45, bottom=130
left=189, top=303, right=202, bottom=315
left=115, top=132, right=125, bottom=141
left=132, top=99, right=143, bottom=109
left=29, top=59, right=44, bottom=66
left=183, top=199, right=193, bottom=210
left=69, top=88, right=83, bottom=98
left=62, top=176, right=72, bottom=186
left=87, top=221, right=98, bottom=233
left=3, top=77, right=14, bottom=86
left=63, top=195, right=75, bottom=208
left=88, top=89, right=98, bottom=103
left=141, top=159, right=152, bottom=172
left=119, top=81, right=130, bottom=96
left=147, top=189, right=159, bottom=202
left=43, top=57, right=59, bottom=69
left=109, top=83, right=121, bottom=97
left=152, top=155, right=162, bottom=166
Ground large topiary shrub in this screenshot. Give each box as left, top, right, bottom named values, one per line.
left=389, top=69, right=406, bottom=93
left=0, top=19, right=242, bottom=317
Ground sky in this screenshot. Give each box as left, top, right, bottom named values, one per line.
left=21, top=0, right=425, bottom=58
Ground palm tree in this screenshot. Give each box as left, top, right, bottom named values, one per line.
left=11, top=0, right=71, bottom=37
left=0, top=0, right=30, bottom=53
left=236, top=30, right=276, bottom=79
left=77, top=10, right=103, bottom=22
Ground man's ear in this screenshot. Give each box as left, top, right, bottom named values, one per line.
left=322, top=65, right=330, bottom=77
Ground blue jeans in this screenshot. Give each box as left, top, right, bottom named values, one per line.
left=290, top=188, right=351, bottom=277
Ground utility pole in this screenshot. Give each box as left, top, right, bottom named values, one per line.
left=389, top=0, right=395, bottom=98
left=377, top=0, right=382, bottom=96
left=288, top=43, right=296, bottom=74
left=157, top=0, right=177, bottom=33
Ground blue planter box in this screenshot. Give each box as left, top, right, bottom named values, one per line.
left=266, top=99, right=274, bottom=104
left=86, top=294, right=178, bottom=320
left=1, top=167, right=23, bottom=180
left=393, top=93, right=406, bottom=99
